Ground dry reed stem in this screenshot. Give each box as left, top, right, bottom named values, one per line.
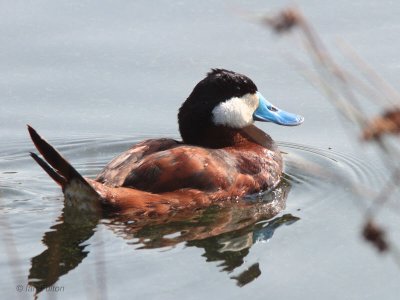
left=262, top=7, right=400, bottom=260
left=362, top=220, right=388, bottom=252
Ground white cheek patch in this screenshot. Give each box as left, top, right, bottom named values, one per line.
left=212, top=93, right=259, bottom=128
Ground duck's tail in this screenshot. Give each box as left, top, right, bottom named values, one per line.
left=27, top=125, right=100, bottom=201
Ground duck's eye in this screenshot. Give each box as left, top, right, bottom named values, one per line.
left=269, top=106, right=278, bottom=112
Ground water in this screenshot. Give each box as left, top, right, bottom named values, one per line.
left=1, top=1, right=400, bottom=299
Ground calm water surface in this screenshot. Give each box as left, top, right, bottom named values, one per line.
left=1, top=1, right=400, bottom=299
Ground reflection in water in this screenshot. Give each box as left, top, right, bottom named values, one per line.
left=28, top=178, right=298, bottom=293
left=186, top=213, right=299, bottom=286
left=28, top=201, right=101, bottom=293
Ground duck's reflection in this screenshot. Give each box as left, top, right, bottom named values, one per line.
left=28, top=178, right=297, bottom=293
left=28, top=200, right=101, bottom=293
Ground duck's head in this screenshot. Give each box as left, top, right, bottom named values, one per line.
left=178, top=69, right=304, bottom=147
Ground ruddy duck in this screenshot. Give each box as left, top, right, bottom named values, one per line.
left=28, top=69, right=303, bottom=215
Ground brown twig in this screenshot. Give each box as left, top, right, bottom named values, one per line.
left=262, top=6, right=400, bottom=265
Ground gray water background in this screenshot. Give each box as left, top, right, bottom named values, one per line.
left=1, top=1, right=400, bottom=299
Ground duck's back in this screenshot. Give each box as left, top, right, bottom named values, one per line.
left=96, top=138, right=180, bottom=187
left=95, top=137, right=282, bottom=197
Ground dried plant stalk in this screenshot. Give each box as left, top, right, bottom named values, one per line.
left=261, top=6, right=400, bottom=263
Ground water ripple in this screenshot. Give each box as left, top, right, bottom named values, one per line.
left=279, top=141, right=387, bottom=191
left=1, top=137, right=385, bottom=207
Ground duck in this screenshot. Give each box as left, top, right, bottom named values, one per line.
left=28, top=69, right=303, bottom=216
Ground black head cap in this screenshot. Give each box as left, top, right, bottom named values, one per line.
left=178, top=69, right=258, bottom=144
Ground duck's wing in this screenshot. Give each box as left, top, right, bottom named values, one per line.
left=122, top=146, right=237, bottom=193
left=96, top=141, right=281, bottom=195
left=96, top=142, right=237, bottom=193
left=95, top=138, right=181, bottom=187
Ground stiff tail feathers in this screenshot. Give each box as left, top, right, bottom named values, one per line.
left=27, top=125, right=98, bottom=197
left=30, top=152, right=67, bottom=187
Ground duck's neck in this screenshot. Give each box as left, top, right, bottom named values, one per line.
left=183, top=124, right=277, bottom=150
